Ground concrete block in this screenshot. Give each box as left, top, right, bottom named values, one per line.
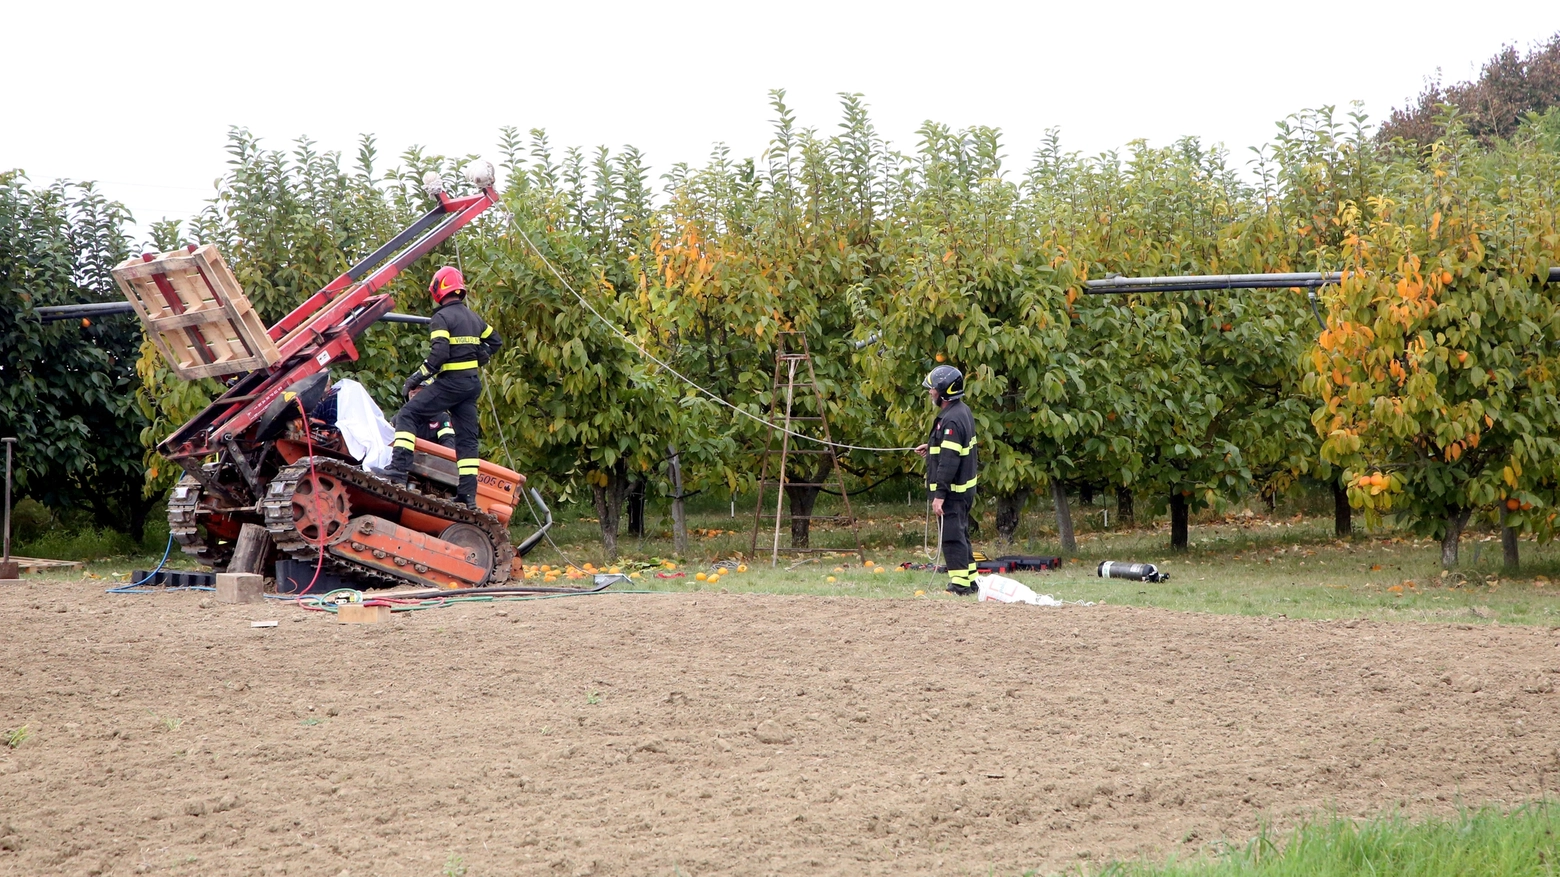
left=215, top=572, right=265, bottom=605
left=337, top=603, right=391, bottom=624
left=0, top=560, right=19, bottom=580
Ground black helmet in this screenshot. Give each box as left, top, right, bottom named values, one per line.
left=922, top=364, right=965, bottom=401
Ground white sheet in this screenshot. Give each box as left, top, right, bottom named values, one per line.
left=330, top=378, right=395, bottom=471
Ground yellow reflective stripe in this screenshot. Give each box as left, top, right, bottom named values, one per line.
left=457, top=458, right=480, bottom=475
left=429, top=329, right=451, bottom=340
left=928, top=483, right=940, bottom=492
left=927, top=446, right=940, bottom=455
left=440, top=360, right=480, bottom=371
left=479, top=325, right=494, bottom=339
left=949, top=476, right=978, bottom=493
left=437, top=426, right=455, bottom=437
left=393, top=431, right=417, bottom=450
left=939, top=440, right=968, bottom=454
left=448, top=335, right=482, bottom=345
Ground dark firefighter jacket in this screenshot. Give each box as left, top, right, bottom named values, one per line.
left=405, top=299, right=503, bottom=389
left=926, top=399, right=978, bottom=501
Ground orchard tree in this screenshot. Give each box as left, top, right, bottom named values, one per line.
left=867, top=122, right=1076, bottom=547
left=1311, top=113, right=1560, bottom=567
left=0, top=173, right=158, bottom=538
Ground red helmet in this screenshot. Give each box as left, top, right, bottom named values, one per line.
left=429, top=266, right=466, bottom=304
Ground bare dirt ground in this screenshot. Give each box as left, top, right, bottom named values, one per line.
left=3, top=580, right=1559, bottom=877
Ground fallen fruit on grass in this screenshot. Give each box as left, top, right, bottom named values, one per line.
left=663, top=561, right=677, bottom=570
left=863, top=560, right=875, bottom=568
left=914, top=589, right=926, bottom=597
left=708, top=575, right=721, bottom=584
left=826, top=576, right=837, bottom=583
left=873, top=567, right=885, bottom=574
left=695, top=572, right=708, bottom=581
left=736, top=564, right=748, bottom=573
left=609, top=566, right=621, bottom=574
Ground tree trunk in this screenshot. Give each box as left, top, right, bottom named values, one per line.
left=1170, top=492, right=1189, bottom=550
left=785, top=485, right=821, bottom=549
left=1079, top=483, right=1094, bottom=506
left=994, top=490, right=1027, bottom=543
left=1333, top=479, right=1352, bottom=538
left=592, top=464, right=630, bottom=562
left=1500, top=507, right=1520, bottom=572
left=782, top=458, right=833, bottom=550
left=1440, top=508, right=1472, bottom=569
left=668, top=444, right=688, bottom=559
left=624, top=477, right=646, bottom=538
left=1116, top=486, right=1135, bottom=527
left=1052, top=479, right=1076, bottom=553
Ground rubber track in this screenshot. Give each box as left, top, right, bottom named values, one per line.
left=262, top=457, right=513, bottom=590
left=168, top=475, right=234, bottom=568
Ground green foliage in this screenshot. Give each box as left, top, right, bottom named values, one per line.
left=1309, top=109, right=1560, bottom=564
left=1088, top=803, right=1560, bottom=877
left=113, top=97, right=1560, bottom=565
left=3, top=726, right=29, bottom=749
left=0, top=171, right=157, bottom=539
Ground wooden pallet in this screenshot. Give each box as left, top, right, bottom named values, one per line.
left=112, top=245, right=280, bottom=379
left=5, top=557, right=82, bottom=573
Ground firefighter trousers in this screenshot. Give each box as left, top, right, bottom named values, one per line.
left=941, top=496, right=977, bottom=589
left=389, top=372, right=481, bottom=503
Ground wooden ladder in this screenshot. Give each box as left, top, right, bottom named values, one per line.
left=749, top=332, right=864, bottom=567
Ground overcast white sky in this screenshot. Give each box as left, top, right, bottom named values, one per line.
left=5, top=1, right=1557, bottom=236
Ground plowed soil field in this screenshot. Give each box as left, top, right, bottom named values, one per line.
left=3, top=579, right=1559, bottom=876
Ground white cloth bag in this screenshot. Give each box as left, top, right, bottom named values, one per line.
left=976, top=573, right=1065, bottom=606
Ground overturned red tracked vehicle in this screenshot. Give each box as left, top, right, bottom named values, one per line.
left=116, top=163, right=550, bottom=590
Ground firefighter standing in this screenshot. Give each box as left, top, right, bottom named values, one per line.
left=915, top=365, right=979, bottom=596
left=385, top=267, right=502, bottom=509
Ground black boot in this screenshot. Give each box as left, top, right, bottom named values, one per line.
left=457, top=474, right=478, bottom=510
left=385, top=446, right=413, bottom=486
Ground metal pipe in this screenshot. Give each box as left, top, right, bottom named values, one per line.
left=1084, top=266, right=1560, bottom=294
left=1084, top=272, right=1342, bottom=294
left=3, top=437, right=15, bottom=563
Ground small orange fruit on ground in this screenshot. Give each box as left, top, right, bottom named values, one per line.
left=695, top=572, right=708, bottom=581
left=827, top=576, right=837, bottom=583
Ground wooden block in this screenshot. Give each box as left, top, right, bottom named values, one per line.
left=227, top=524, right=272, bottom=576
left=0, top=560, right=19, bottom=580
left=215, top=572, right=265, bottom=605
left=337, top=603, right=391, bottom=624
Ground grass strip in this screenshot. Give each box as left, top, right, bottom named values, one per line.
left=1081, top=803, right=1560, bottom=877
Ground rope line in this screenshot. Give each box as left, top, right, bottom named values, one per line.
left=504, top=216, right=918, bottom=454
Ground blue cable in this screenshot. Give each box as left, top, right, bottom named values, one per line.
left=106, top=532, right=214, bottom=594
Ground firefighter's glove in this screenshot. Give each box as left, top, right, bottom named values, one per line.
left=402, top=367, right=430, bottom=399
